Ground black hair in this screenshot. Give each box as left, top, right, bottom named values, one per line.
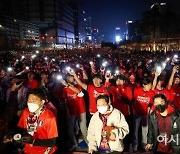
left=157, top=76, right=163, bottom=82
left=96, top=95, right=109, bottom=104
left=41, top=71, right=49, bottom=75
left=29, top=88, right=46, bottom=100
left=116, top=74, right=126, bottom=81
left=153, top=94, right=167, bottom=103
left=65, top=73, right=74, bottom=78
left=92, top=74, right=102, bottom=80
left=142, top=78, right=151, bottom=85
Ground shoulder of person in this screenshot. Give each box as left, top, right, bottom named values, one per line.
left=21, top=108, right=29, bottom=115
left=42, top=107, right=56, bottom=119
left=134, top=87, right=141, bottom=92
left=87, top=84, right=93, bottom=89
left=149, top=110, right=157, bottom=120
left=111, top=108, right=124, bottom=118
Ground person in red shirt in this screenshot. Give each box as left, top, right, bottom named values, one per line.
left=167, top=66, right=180, bottom=111
left=152, top=72, right=170, bottom=101
left=128, top=74, right=141, bottom=90
left=108, top=74, right=133, bottom=116
left=133, top=78, right=154, bottom=152
left=107, top=74, right=133, bottom=152
left=70, top=71, right=109, bottom=114
left=4, top=88, right=58, bottom=154
left=61, top=74, right=87, bottom=151
left=28, top=72, right=38, bottom=90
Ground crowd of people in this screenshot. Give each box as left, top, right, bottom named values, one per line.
left=0, top=48, right=179, bottom=154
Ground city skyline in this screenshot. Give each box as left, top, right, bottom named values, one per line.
left=72, top=0, right=180, bottom=42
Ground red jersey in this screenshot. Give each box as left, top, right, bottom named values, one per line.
left=28, top=80, right=38, bottom=89
left=154, top=88, right=170, bottom=101
left=133, top=87, right=154, bottom=116
left=63, top=84, right=86, bottom=115
left=18, top=108, right=58, bottom=154
left=87, top=84, right=109, bottom=113
left=110, top=85, right=132, bottom=116
left=169, top=86, right=180, bottom=110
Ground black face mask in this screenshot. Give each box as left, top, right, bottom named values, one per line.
left=155, top=104, right=166, bottom=113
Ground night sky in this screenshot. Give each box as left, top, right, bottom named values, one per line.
left=69, top=0, right=180, bottom=42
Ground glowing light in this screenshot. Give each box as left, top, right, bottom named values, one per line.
left=7, top=67, right=13, bottom=72
left=156, top=66, right=162, bottom=72
left=115, top=70, right=120, bottom=74
left=66, top=67, right=71, bottom=72
left=102, top=62, right=107, bottom=67
left=115, top=36, right=121, bottom=42
left=36, top=50, right=39, bottom=54
left=90, top=61, right=93, bottom=65
left=26, top=66, right=29, bottom=70
left=106, top=70, right=111, bottom=73
left=57, top=75, right=62, bottom=80
left=174, top=55, right=178, bottom=58
left=88, top=36, right=92, bottom=40
left=162, top=62, right=166, bottom=68
left=44, top=57, right=48, bottom=60
left=97, top=54, right=101, bottom=58
left=31, top=55, right=36, bottom=59
left=76, top=64, right=80, bottom=68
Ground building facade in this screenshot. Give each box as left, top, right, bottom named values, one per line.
left=23, top=0, right=75, bottom=48
left=0, top=15, right=39, bottom=49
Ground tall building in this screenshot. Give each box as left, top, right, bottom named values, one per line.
left=78, top=11, right=87, bottom=45
left=84, top=17, right=92, bottom=43
left=0, top=0, right=40, bottom=49
left=139, top=3, right=180, bottom=51
left=69, top=3, right=87, bottom=46
left=115, top=27, right=121, bottom=43
left=22, top=0, right=75, bottom=48
left=126, top=21, right=140, bottom=41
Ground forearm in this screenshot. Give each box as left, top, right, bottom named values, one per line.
left=168, top=72, right=175, bottom=90
left=33, top=138, right=57, bottom=147
left=74, top=74, right=87, bottom=90
left=82, top=70, right=88, bottom=80
left=90, top=66, right=96, bottom=75
left=152, top=76, right=158, bottom=90
left=68, top=85, right=81, bottom=93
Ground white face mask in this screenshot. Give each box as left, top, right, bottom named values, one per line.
left=97, top=106, right=108, bottom=114
left=28, top=103, right=39, bottom=113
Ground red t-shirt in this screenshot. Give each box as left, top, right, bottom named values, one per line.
left=87, top=84, right=109, bottom=113
left=63, top=84, right=86, bottom=115
left=29, top=80, right=38, bottom=90
left=169, top=86, right=180, bottom=110
left=18, top=108, right=58, bottom=154
left=133, top=87, right=154, bottom=116
left=110, top=85, right=132, bottom=116
left=154, top=88, right=170, bottom=101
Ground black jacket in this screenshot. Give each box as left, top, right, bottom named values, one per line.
left=147, top=110, right=180, bottom=154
